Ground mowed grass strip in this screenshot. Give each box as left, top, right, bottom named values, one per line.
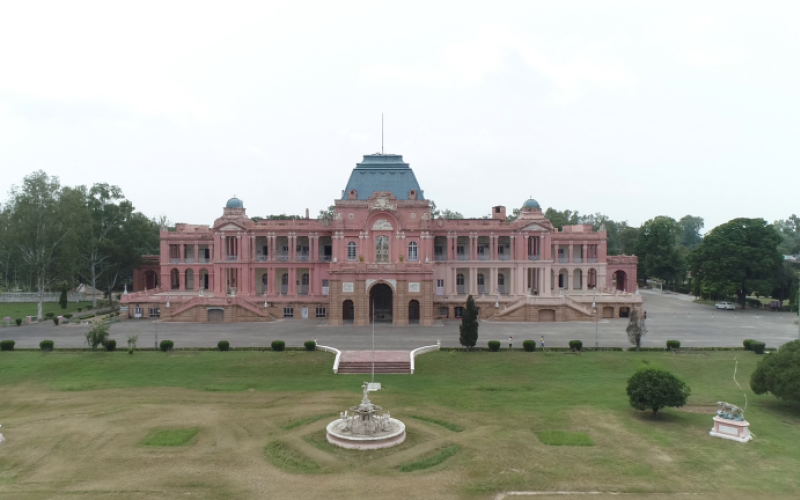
left=264, top=441, right=320, bottom=473
left=281, top=413, right=334, bottom=430
left=408, top=415, right=464, bottom=432
left=399, top=444, right=461, bottom=472
left=536, top=430, right=595, bottom=446
left=140, top=427, right=199, bottom=447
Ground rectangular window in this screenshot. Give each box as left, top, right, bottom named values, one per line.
left=283, top=307, right=294, bottom=318
left=134, top=307, right=143, bottom=318
left=316, top=307, right=327, bottom=318
left=439, top=307, right=448, bottom=317
left=148, top=307, right=160, bottom=318
left=347, top=242, right=357, bottom=260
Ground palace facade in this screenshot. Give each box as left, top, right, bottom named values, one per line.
left=123, top=153, right=641, bottom=324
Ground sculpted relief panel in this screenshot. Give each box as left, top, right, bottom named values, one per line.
left=372, top=219, right=394, bottom=231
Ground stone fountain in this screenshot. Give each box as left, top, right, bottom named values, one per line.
left=326, top=382, right=406, bottom=450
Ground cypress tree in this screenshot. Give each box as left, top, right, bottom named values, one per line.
left=59, top=283, right=68, bottom=310
left=459, top=295, right=479, bottom=351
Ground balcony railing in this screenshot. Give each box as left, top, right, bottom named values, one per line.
left=319, top=255, right=332, bottom=262
left=498, top=254, right=510, bottom=261
left=184, top=258, right=195, bottom=264
left=527, top=255, right=540, bottom=261
left=587, top=257, right=598, bottom=263
left=225, top=255, right=238, bottom=262
left=299, top=285, right=309, bottom=295
left=407, top=256, right=419, bottom=262
left=478, top=285, right=486, bottom=294
left=456, top=285, right=466, bottom=294
left=277, top=254, right=289, bottom=262
left=498, top=285, right=507, bottom=295
left=169, top=258, right=180, bottom=264
left=573, top=258, right=583, bottom=264
left=322, top=286, right=330, bottom=296
left=478, top=254, right=490, bottom=260
left=558, top=257, right=569, bottom=263
left=198, top=257, right=209, bottom=263
left=434, top=253, right=447, bottom=261
left=435, top=287, right=444, bottom=296
left=297, top=254, right=309, bottom=262
left=457, top=254, right=469, bottom=261
left=280, top=285, right=288, bottom=294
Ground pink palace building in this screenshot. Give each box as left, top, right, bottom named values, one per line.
left=123, top=153, right=641, bottom=325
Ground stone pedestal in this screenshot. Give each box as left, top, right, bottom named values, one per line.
left=709, top=416, right=752, bottom=443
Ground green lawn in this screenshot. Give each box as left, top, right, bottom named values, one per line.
left=0, top=301, right=99, bottom=322
left=0, top=350, right=798, bottom=499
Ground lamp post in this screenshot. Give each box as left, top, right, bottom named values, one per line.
left=593, top=287, right=598, bottom=348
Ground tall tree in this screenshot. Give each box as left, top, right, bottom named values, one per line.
left=635, top=216, right=684, bottom=286
left=102, top=212, right=160, bottom=301
left=774, top=214, right=800, bottom=255
left=689, top=218, right=783, bottom=308
left=677, top=215, right=704, bottom=249
left=459, top=295, right=479, bottom=351
left=5, top=171, right=77, bottom=319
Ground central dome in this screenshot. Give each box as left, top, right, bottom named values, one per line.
left=522, top=198, right=540, bottom=209
left=226, top=197, right=243, bottom=208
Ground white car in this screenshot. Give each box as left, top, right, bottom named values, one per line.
left=715, top=302, right=736, bottom=310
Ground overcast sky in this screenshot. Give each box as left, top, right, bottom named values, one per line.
left=1, top=1, right=798, bottom=231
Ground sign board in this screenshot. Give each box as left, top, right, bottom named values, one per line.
left=408, top=282, right=420, bottom=293
left=301, top=307, right=309, bottom=319
left=342, top=282, right=354, bottom=293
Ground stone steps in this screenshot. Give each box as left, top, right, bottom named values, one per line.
left=338, top=361, right=411, bottom=374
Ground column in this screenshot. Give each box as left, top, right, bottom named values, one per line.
left=490, top=267, right=497, bottom=295
left=469, top=267, right=477, bottom=295
left=268, top=267, right=276, bottom=295
left=569, top=244, right=574, bottom=264
left=581, top=243, right=587, bottom=262
left=289, top=267, right=297, bottom=295
left=179, top=243, right=184, bottom=263
left=447, top=236, right=453, bottom=261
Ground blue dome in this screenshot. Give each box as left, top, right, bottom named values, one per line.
left=522, top=198, right=540, bottom=209
left=226, top=197, right=243, bottom=208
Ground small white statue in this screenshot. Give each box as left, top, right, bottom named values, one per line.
left=0, top=424, right=4, bottom=444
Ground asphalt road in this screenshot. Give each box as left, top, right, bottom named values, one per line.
left=3, top=290, right=798, bottom=350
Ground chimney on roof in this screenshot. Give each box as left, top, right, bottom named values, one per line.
left=305, top=208, right=309, bottom=219
left=492, top=205, right=506, bottom=220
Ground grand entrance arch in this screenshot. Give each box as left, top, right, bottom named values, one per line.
left=612, top=270, right=627, bottom=291
left=369, top=283, right=393, bottom=323
left=408, top=299, right=420, bottom=324
left=342, top=300, right=354, bottom=322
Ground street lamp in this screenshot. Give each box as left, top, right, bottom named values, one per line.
left=592, top=287, right=598, bottom=348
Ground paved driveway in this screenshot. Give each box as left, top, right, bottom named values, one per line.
left=2, top=291, right=797, bottom=350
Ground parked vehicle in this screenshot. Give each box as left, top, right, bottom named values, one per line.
left=715, top=302, right=736, bottom=310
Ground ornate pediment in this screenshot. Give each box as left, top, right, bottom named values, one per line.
left=369, top=193, right=396, bottom=212
left=372, top=219, right=394, bottom=231
left=219, top=223, right=242, bottom=231
left=522, top=223, right=548, bottom=232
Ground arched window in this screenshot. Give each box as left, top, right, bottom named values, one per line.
left=408, top=241, right=418, bottom=261
left=376, top=236, right=389, bottom=263
left=477, top=273, right=485, bottom=285
left=281, top=273, right=289, bottom=285
left=301, top=273, right=309, bottom=285
left=347, top=241, right=357, bottom=261
left=588, top=268, right=597, bottom=288
left=456, top=273, right=465, bottom=285
left=498, top=274, right=505, bottom=286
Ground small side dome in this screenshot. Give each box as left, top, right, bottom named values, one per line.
left=226, top=197, right=243, bottom=208
left=522, top=198, right=540, bottom=209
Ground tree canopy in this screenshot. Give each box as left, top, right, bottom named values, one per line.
left=459, top=295, right=479, bottom=350
left=626, top=368, right=691, bottom=418
left=751, top=340, right=800, bottom=404
left=689, top=218, right=783, bottom=306
left=635, top=216, right=685, bottom=286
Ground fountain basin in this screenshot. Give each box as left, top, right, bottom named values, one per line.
left=326, top=418, right=406, bottom=450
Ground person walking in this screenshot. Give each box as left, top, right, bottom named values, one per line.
left=508, top=336, right=513, bottom=350
left=540, top=336, right=545, bottom=349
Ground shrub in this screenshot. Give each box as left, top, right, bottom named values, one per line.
left=304, top=340, right=316, bottom=351
left=63, top=313, right=73, bottom=319
left=751, top=340, right=800, bottom=403
left=626, top=368, right=691, bottom=418
left=45, top=312, right=55, bottom=318
left=522, top=339, right=536, bottom=352
left=666, top=340, right=681, bottom=350
left=271, top=340, right=286, bottom=352
left=15, top=318, right=22, bottom=326
left=39, top=340, right=54, bottom=351
left=218, top=340, right=230, bottom=351
left=750, top=341, right=766, bottom=354
left=105, top=339, right=117, bottom=351
left=52, top=317, right=59, bottom=325
left=160, top=340, right=174, bottom=352
left=77, top=308, right=83, bottom=312
left=487, top=340, right=501, bottom=352
left=85, top=321, right=110, bottom=349
left=459, top=295, right=479, bottom=351
left=569, top=340, right=583, bottom=352
left=0, top=340, right=15, bottom=351
left=743, top=339, right=755, bottom=351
